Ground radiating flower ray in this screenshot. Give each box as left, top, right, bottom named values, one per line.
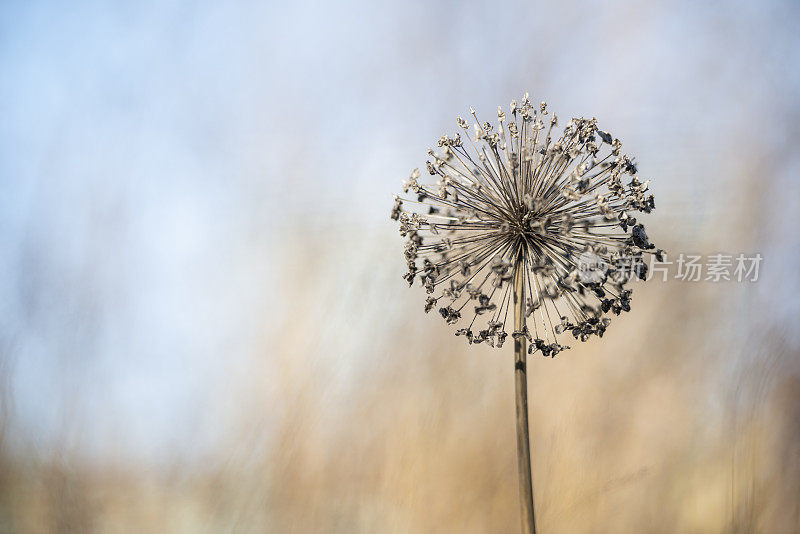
left=392, top=93, right=662, bottom=357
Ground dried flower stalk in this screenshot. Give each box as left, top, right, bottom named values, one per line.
left=392, top=93, right=661, bottom=532
left=513, top=255, right=535, bottom=533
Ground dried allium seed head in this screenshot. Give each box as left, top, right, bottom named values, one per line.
left=392, top=94, right=663, bottom=357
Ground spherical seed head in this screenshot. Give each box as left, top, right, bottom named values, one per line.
left=392, top=94, right=662, bottom=357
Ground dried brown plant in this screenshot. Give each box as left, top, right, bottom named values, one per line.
left=392, top=93, right=662, bottom=532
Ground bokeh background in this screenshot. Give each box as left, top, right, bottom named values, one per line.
left=1, top=1, right=799, bottom=532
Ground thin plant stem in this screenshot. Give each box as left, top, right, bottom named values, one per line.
left=513, top=259, right=536, bottom=534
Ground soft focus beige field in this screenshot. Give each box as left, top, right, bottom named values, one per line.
left=1, top=222, right=797, bottom=533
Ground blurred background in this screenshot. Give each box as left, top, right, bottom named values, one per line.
left=1, top=1, right=799, bottom=532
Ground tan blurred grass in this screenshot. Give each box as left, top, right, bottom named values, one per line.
left=1, top=230, right=798, bottom=534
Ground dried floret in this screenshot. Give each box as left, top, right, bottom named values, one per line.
left=392, top=93, right=662, bottom=356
